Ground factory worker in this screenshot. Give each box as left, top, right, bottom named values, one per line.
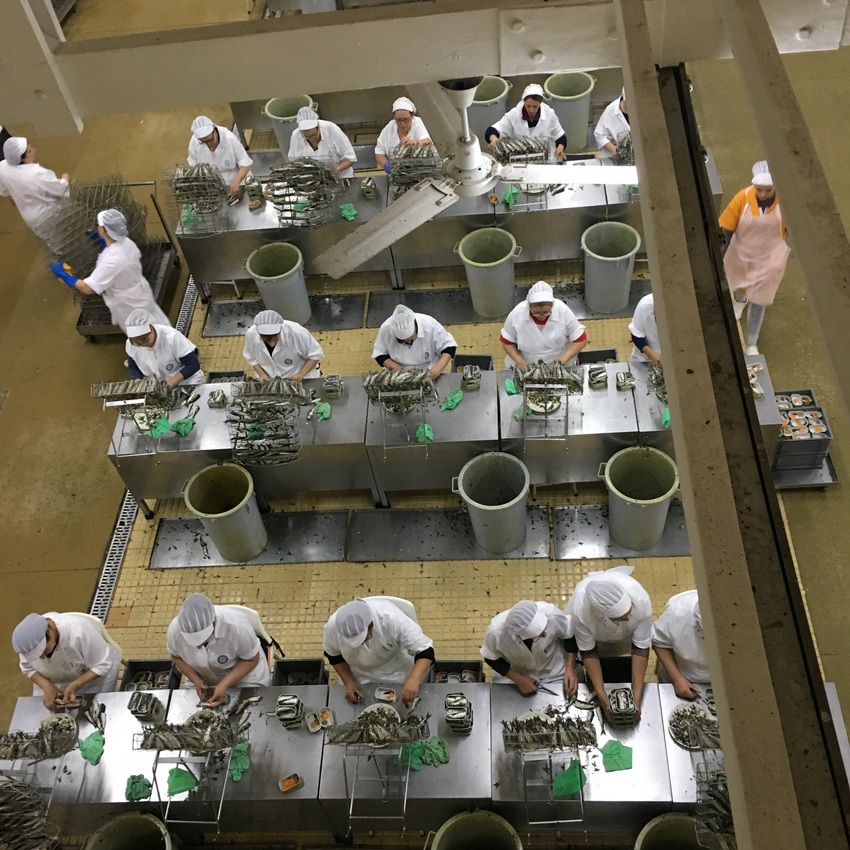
left=0, top=136, right=70, bottom=234
left=288, top=108, right=357, bottom=179
left=594, top=89, right=631, bottom=159
left=500, top=281, right=587, bottom=369
left=628, top=292, right=660, bottom=364
left=481, top=600, right=580, bottom=696
left=719, top=160, right=789, bottom=355
left=242, top=309, right=324, bottom=381
left=652, top=590, right=710, bottom=699
left=374, top=97, right=432, bottom=172
left=11, top=612, right=121, bottom=711
left=187, top=115, right=253, bottom=199
left=48, top=209, right=170, bottom=333
left=485, top=84, right=567, bottom=160
left=565, top=565, right=652, bottom=722
left=167, top=593, right=270, bottom=707
left=372, top=304, right=457, bottom=380
left=324, top=598, right=435, bottom=704
left=125, top=309, right=204, bottom=386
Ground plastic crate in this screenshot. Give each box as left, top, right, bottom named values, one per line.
left=453, top=354, right=494, bottom=372
left=773, top=393, right=832, bottom=470
left=121, top=659, right=181, bottom=691
left=272, top=658, right=328, bottom=686
left=433, top=660, right=484, bottom=684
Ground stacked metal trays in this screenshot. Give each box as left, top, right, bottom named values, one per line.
left=444, top=692, right=473, bottom=735
left=773, top=388, right=832, bottom=470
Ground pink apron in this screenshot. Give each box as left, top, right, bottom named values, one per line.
left=723, top=199, right=790, bottom=306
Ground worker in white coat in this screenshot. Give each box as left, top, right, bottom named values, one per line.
left=323, top=598, right=435, bottom=704
left=288, top=107, right=356, bottom=179
left=125, top=309, right=204, bottom=386
left=565, top=565, right=653, bottom=722
left=481, top=600, right=579, bottom=695
left=167, top=593, right=270, bottom=708
left=485, top=84, right=567, bottom=160
left=372, top=304, right=457, bottom=380
left=501, top=281, right=587, bottom=369
left=628, top=292, right=661, bottom=365
left=12, top=612, right=121, bottom=711
left=594, top=89, right=631, bottom=159
left=48, top=209, right=170, bottom=333
left=188, top=115, right=253, bottom=199
left=652, top=590, right=710, bottom=699
left=374, top=97, right=432, bottom=172
left=242, top=309, right=323, bottom=381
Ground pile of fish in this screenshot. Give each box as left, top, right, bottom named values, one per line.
left=139, top=709, right=244, bottom=754
left=614, top=133, right=635, bottom=166
left=668, top=704, right=722, bottom=750
left=492, top=136, right=550, bottom=165
left=226, top=397, right=301, bottom=466
left=167, top=163, right=226, bottom=214
left=264, top=158, right=341, bottom=227
left=0, top=714, right=78, bottom=761
left=388, top=144, right=443, bottom=196
left=92, top=378, right=188, bottom=411
left=513, top=361, right=584, bottom=394
left=327, top=705, right=430, bottom=747
left=0, top=777, right=55, bottom=850
left=502, top=706, right=597, bottom=752
left=697, top=766, right=735, bottom=840
left=648, top=363, right=667, bottom=403
left=362, top=369, right=436, bottom=413
left=235, top=378, right=314, bottom=405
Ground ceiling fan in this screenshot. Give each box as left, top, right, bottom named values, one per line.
left=314, top=77, right=638, bottom=280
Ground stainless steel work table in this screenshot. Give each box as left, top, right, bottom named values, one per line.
left=657, top=683, right=702, bottom=807
left=318, top=682, right=492, bottom=833
left=364, top=371, right=500, bottom=504
left=630, top=362, right=676, bottom=459
left=745, top=353, right=782, bottom=462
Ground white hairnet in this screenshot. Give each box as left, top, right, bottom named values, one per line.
left=254, top=309, right=284, bottom=335
left=3, top=137, right=27, bottom=166
left=521, top=84, right=545, bottom=101
left=178, top=593, right=215, bottom=644
left=191, top=115, right=215, bottom=140
left=125, top=308, right=153, bottom=338
left=389, top=304, right=416, bottom=338
left=12, top=613, right=48, bottom=660
left=527, top=281, right=554, bottom=304
left=586, top=579, right=631, bottom=619
left=336, top=599, right=372, bottom=647
left=297, top=107, right=319, bottom=131
left=751, top=160, right=773, bottom=187
left=505, top=601, right=548, bottom=640
left=392, top=97, right=416, bottom=114
left=97, top=209, right=128, bottom=239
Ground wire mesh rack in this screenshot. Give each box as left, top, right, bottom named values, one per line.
left=226, top=396, right=302, bottom=466
left=388, top=143, right=443, bottom=197
left=265, top=158, right=342, bottom=227
left=694, top=749, right=737, bottom=849
left=0, top=771, right=62, bottom=850
left=162, top=164, right=227, bottom=237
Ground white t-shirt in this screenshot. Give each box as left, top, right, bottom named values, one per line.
left=628, top=293, right=660, bottom=364
left=126, top=324, right=204, bottom=385
left=375, top=117, right=430, bottom=157
left=371, top=312, right=457, bottom=370
left=242, top=323, right=324, bottom=379
left=288, top=120, right=357, bottom=179
left=500, top=299, right=585, bottom=367
left=187, top=125, right=253, bottom=187
left=594, top=97, right=631, bottom=158
left=0, top=160, right=68, bottom=229
left=652, top=590, right=710, bottom=683
left=490, top=101, right=566, bottom=148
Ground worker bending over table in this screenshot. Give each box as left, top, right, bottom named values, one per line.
left=188, top=115, right=253, bottom=201
left=243, top=309, right=324, bottom=381
left=594, top=89, right=631, bottom=160
left=628, top=292, right=660, bottom=365
left=485, top=83, right=567, bottom=160
left=288, top=107, right=356, bottom=179
left=372, top=304, right=457, bottom=381
left=652, top=589, right=710, bottom=699
left=125, top=308, right=204, bottom=386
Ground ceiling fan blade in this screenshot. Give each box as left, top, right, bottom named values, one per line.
left=501, top=163, right=639, bottom=186
left=314, top=178, right=460, bottom=280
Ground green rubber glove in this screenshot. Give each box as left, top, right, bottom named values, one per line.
left=396, top=741, right=424, bottom=771
left=170, top=417, right=196, bottom=437
left=148, top=417, right=171, bottom=438
left=504, top=379, right=519, bottom=395
left=314, top=402, right=331, bottom=421
left=440, top=390, right=463, bottom=411
left=339, top=203, right=358, bottom=222
left=553, top=758, right=587, bottom=797
left=247, top=422, right=265, bottom=439
left=79, top=731, right=104, bottom=766
left=167, top=766, right=197, bottom=796
left=662, top=407, right=671, bottom=429
left=125, top=774, right=152, bottom=802
left=514, top=405, right=525, bottom=421
left=227, top=741, right=251, bottom=781
left=421, top=736, right=450, bottom=766
left=181, top=206, right=198, bottom=227
left=502, top=185, right=519, bottom=210
left=600, top=739, right=633, bottom=772
left=416, top=424, right=434, bottom=444
left=293, top=202, right=307, bottom=211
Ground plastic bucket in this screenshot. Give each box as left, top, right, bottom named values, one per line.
left=246, top=242, right=311, bottom=324
left=84, top=812, right=171, bottom=850
left=469, top=76, right=512, bottom=136
left=262, top=95, right=316, bottom=152
left=431, top=809, right=523, bottom=850
left=543, top=72, right=596, bottom=153
left=183, top=463, right=268, bottom=562
left=599, top=446, right=679, bottom=551
left=635, top=813, right=711, bottom=850
left=453, top=453, right=529, bottom=554
left=455, top=228, right=522, bottom=318
left=581, top=221, right=641, bottom=314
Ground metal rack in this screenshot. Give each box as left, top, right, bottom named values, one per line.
left=342, top=743, right=411, bottom=834
left=375, top=388, right=432, bottom=460
left=694, top=748, right=736, bottom=849
left=520, top=382, right=572, bottom=445
left=517, top=747, right=587, bottom=827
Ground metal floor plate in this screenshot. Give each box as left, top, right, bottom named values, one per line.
left=347, top=507, right=550, bottom=561
left=552, top=501, right=689, bottom=560
left=150, top=511, right=348, bottom=568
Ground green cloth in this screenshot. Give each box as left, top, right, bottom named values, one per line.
left=181, top=206, right=198, bottom=227
left=662, top=407, right=671, bottom=429
left=421, top=736, right=450, bottom=766
left=148, top=416, right=171, bottom=438
left=553, top=758, right=587, bottom=797
left=339, top=203, right=358, bottom=221
left=125, top=774, right=152, bottom=802
left=440, top=390, right=463, bottom=411
left=416, top=424, right=434, bottom=444
left=514, top=405, right=525, bottom=421
left=170, top=417, right=196, bottom=437
left=600, top=739, right=633, bottom=772
left=502, top=185, right=520, bottom=209
left=228, top=742, right=251, bottom=781
left=504, top=379, right=519, bottom=395
left=79, top=731, right=104, bottom=766
left=247, top=422, right=265, bottom=438
left=397, top=741, right=424, bottom=771
left=314, top=401, right=331, bottom=421
left=167, top=767, right=198, bottom=796
left=293, top=203, right=307, bottom=211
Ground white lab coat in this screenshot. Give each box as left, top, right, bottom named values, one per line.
left=566, top=566, right=653, bottom=654
left=372, top=312, right=457, bottom=370
left=594, top=97, right=631, bottom=158
left=628, top=293, right=660, bottom=364
left=481, top=602, right=573, bottom=684
left=652, top=590, right=710, bottom=684
left=490, top=101, right=566, bottom=149
left=20, top=613, right=121, bottom=693
left=187, top=125, right=253, bottom=188
left=288, top=120, right=357, bottom=179
left=167, top=606, right=270, bottom=688
left=84, top=238, right=171, bottom=332
left=374, top=117, right=430, bottom=156
left=323, top=598, right=433, bottom=684
left=0, top=160, right=68, bottom=230
left=242, top=323, right=323, bottom=379
left=500, top=299, right=585, bottom=368
left=126, top=324, right=204, bottom=386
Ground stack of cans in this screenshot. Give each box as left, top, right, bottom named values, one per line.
left=445, top=692, right=473, bottom=735
left=276, top=694, right=305, bottom=729
left=461, top=365, right=482, bottom=390
left=323, top=374, right=344, bottom=398
left=608, top=687, right=637, bottom=728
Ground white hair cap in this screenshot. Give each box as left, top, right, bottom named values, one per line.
left=126, top=308, right=153, bottom=338
left=336, top=599, right=372, bottom=647
left=392, top=97, right=416, bottom=114
left=178, top=593, right=216, bottom=644
left=521, top=84, right=545, bottom=100
left=3, top=137, right=27, bottom=166
left=254, top=309, right=284, bottom=335
left=751, top=160, right=773, bottom=187
left=389, top=304, right=416, bottom=338
left=527, top=281, right=554, bottom=304
left=191, top=116, right=215, bottom=140
left=297, top=107, right=319, bottom=132
left=505, top=601, right=548, bottom=640
left=97, top=209, right=128, bottom=239
left=12, top=613, right=48, bottom=661
left=586, top=579, right=631, bottom=619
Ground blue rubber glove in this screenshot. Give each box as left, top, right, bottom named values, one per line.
left=383, top=162, right=392, bottom=174
left=86, top=228, right=107, bottom=250
left=49, top=259, right=77, bottom=288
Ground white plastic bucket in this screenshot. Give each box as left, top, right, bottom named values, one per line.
left=543, top=72, right=596, bottom=153
left=431, top=809, right=522, bottom=850
left=263, top=95, right=317, bottom=152
left=470, top=76, right=512, bottom=136
left=581, top=221, right=641, bottom=314
left=84, top=812, right=171, bottom=850
left=246, top=242, right=311, bottom=324
left=455, top=228, right=522, bottom=318
left=453, top=453, right=530, bottom=554
left=635, top=813, right=712, bottom=849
